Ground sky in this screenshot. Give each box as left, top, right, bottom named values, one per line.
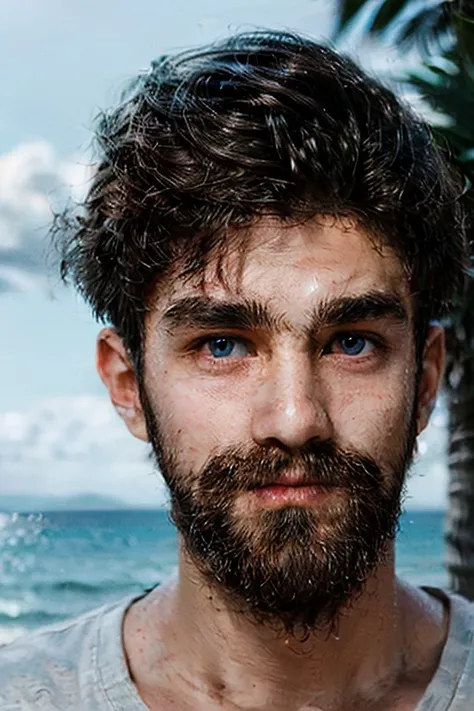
left=0, top=0, right=450, bottom=508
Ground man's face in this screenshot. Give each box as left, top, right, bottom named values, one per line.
left=116, top=218, right=423, bottom=633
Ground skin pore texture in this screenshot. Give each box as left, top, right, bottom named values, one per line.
left=97, top=217, right=448, bottom=711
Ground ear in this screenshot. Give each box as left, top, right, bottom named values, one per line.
left=417, top=324, right=445, bottom=435
left=96, top=327, right=148, bottom=442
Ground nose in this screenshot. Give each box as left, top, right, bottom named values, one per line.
left=250, top=351, right=334, bottom=450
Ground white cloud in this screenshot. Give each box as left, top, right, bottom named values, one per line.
left=0, top=142, right=91, bottom=293
left=0, top=395, right=448, bottom=510
left=0, top=396, right=166, bottom=506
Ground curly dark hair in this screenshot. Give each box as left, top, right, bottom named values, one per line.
left=56, top=30, right=469, bottom=372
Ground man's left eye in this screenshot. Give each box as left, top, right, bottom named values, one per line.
left=332, top=334, right=375, bottom=356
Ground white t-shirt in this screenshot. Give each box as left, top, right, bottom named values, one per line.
left=1, top=588, right=474, bottom=710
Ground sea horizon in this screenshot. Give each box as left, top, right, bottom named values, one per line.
left=0, top=491, right=448, bottom=514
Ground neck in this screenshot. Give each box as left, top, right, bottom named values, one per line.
left=124, top=543, right=447, bottom=711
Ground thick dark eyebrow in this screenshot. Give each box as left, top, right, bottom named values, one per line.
left=162, top=296, right=281, bottom=333
left=161, top=291, right=408, bottom=336
left=307, top=292, right=409, bottom=333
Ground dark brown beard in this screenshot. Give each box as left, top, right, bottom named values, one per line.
left=142, top=394, right=416, bottom=637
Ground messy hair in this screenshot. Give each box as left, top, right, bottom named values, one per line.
left=56, top=30, right=469, bottom=370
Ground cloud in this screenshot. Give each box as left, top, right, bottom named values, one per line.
left=0, top=395, right=448, bottom=510
left=0, top=396, right=166, bottom=506
left=0, top=142, right=91, bottom=293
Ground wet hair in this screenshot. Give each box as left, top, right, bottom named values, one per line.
left=56, top=30, right=469, bottom=371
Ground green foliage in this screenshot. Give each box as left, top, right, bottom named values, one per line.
left=335, top=0, right=452, bottom=48
left=334, top=2, right=473, bottom=168
left=336, top=0, right=374, bottom=34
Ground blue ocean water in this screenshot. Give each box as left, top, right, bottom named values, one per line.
left=0, top=509, right=447, bottom=643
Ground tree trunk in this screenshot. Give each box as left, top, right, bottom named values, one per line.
left=446, top=351, right=474, bottom=598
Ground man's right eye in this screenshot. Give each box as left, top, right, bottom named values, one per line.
left=202, top=337, right=250, bottom=359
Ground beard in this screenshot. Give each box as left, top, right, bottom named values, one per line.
left=141, top=392, right=416, bottom=637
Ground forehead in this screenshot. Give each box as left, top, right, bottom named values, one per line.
left=157, top=216, right=409, bottom=316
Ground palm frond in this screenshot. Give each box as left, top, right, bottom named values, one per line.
left=335, top=0, right=376, bottom=36
left=454, top=3, right=474, bottom=63
left=394, top=2, right=452, bottom=55
left=408, top=57, right=474, bottom=140
left=334, top=0, right=452, bottom=59
left=372, top=0, right=424, bottom=33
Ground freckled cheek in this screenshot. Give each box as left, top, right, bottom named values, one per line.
left=153, top=375, right=252, bottom=467
left=328, top=383, right=411, bottom=460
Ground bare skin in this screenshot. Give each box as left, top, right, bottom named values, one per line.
left=98, top=217, right=448, bottom=711
left=122, top=560, right=447, bottom=711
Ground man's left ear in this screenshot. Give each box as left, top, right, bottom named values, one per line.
left=417, top=324, right=445, bottom=435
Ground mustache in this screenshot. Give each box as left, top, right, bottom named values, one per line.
left=196, top=439, right=384, bottom=498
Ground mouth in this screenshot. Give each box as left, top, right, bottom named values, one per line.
left=249, top=476, right=334, bottom=507
left=250, top=472, right=317, bottom=489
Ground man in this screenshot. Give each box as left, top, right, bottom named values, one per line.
left=1, top=29, right=472, bottom=711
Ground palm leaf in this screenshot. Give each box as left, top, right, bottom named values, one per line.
left=454, top=4, right=474, bottom=63
left=335, top=0, right=375, bottom=35
left=394, top=3, right=452, bottom=53
left=335, top=0, right=452, bottom=58
left=372, top=0, right=421, bottom=32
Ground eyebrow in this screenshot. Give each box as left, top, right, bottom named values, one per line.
left=312, top=292, right=409, bottom=330
left=162, top=296, right=281, bottom=333
left=161, top=291, right=409, bottom=336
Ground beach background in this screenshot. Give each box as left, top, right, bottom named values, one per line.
left=0, top=0, right=455, bottom=645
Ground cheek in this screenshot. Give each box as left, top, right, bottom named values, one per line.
left=146, top=369, right=252, bottom=470
left=328, top=376, right=414, bottom=462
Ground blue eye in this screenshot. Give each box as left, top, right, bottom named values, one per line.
left=208, top=338, right=234, bottom=358
left=335, top=334, right=373, bottom=356
left=206, top=337, right=247, bottom=359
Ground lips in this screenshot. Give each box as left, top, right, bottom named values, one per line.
left=249, top=482, right=330, bottom=507
left=252, top=473, right=318, bottom=489
left=273, top=474, right=316, bottom=487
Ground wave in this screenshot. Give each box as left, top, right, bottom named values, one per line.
left=0, top=579, right=144, bottom=596
left=33, top=579, right=143, bottom=595
left=0, top=624, right=29, bottom=645
left=33, top=580, right=118, bottom=595
left=0, top=610, right=61, bottom=626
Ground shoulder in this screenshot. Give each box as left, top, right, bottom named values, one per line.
left=0, top=596, right=131, bottom=710
left=429, top=589, right=474, bottom=706
left=445, top=590, right=474, bottom=667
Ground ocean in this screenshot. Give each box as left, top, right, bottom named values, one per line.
left=0, top=508, right=447, bottom=645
